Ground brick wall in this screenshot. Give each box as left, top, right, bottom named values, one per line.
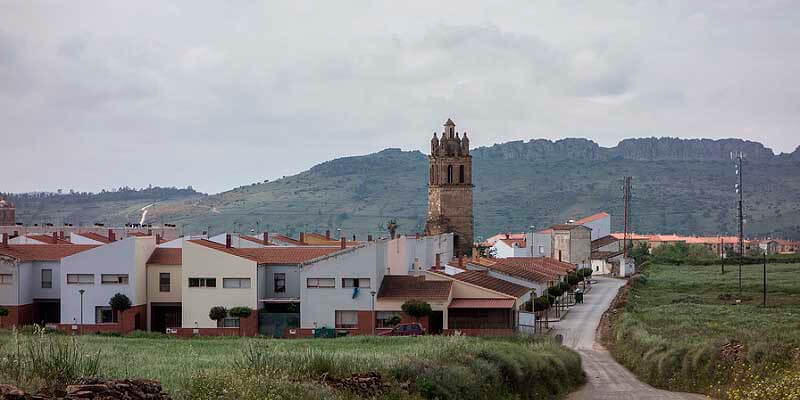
left=442, top=328, right=514, bottom=336
left=175, top=312, right=258, bottom=337
left=0, top=304, right=34, bottom=328
left=55, top=304, right=147, bottom=335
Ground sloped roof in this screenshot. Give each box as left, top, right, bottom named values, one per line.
left=378, top=276, right=452, bottom=299
left=27, top=234, right=71, bottom=245
left=147, top=248, right=182, bottom=265
left=74, top=232, right=113, bottom=244
left=592, top=235, right=619, bottom=250
left=0, top=244, right=98, bottom=262
left=499, top=238, right=526, bottom=248
left=471, top=256, right=575, bottom=283
left=240, top=235, right=274, bottom=246
left=271, top=234, right=305, bottom=246
left=449, top=298, right=515, bottom=309
left=591, top=251, right=623, bottom=260
left=188, top=239, right=341, bottom=265
left=450, top=270, right=529, bottom=298
left=574, top=212, right=610, bottom=225
left=550, top=224, right=591, bottom=231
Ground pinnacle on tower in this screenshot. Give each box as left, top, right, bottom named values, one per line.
left=444, top=118, right=455, bottom=127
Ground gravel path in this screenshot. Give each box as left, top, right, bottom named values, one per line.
left=559, top=277, right=706, bottom=400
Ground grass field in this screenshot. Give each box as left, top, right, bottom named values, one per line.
left=606, top=263, right=800, bottom=399
left=0, top=332, right=584, bottom=400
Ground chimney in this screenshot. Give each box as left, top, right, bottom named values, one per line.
left=352, top=234, right=356, bottom=242
left=415, top=232, right=420, bottom=239
left=340, top=237, right=346, bottom=249
left=472, top=247, right=479, bottom=261
left=435, top=253, right=441, bottom=270
left=299, top=232, right=305, bottom=244
left=13, top=230, right=19, bottom=238
left=505, top=233, right=510, bottom=239
left=558, top=250, right=562, bottom=262
left=263, top=232, right=269, bottom=244
left=156, top=234, right=162, bottom=243
left=59, top=231, right=65, bottom=240
left=108, top=229, right=115, bottom=242
left=2, top=233, right=7, bottom=247
left=458, top=254, right=465, bottom=268
left=147, top=229, right=152, bottom=236
left=53, top=232, right=58, bottom=242
left=325, top=230, right=330, bottom=240
left=367, top=234, right=373, bottom=242
left=226, top=234, right=232, bottom=248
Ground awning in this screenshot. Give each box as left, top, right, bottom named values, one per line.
left=448, top=298, right=515, bottom=309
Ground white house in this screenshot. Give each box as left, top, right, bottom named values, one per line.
left=59, top=236, right=156, bottom=332
left=574, top=212, right=611, bottom=241
left=0, top=239, right=96, bottom=328
left=490, top=236, right=529, bottom=258
left=385, top=233, right=454, bottom=275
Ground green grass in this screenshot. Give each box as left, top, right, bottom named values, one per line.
left=607, top=263, right=800, bottom=396
left=0, top=332, right=584, bottom=400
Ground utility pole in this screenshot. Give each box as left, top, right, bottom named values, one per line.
left=763, top=250, right=767, bottom=307
left=622, top=177, right=632, bottom=258
left=720, top=237, right=725, bottom=275
left=733, top=152, right=744, bottom=294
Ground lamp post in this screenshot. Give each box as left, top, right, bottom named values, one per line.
left=370, top=290, right=377, bottom=335
left=78, top=289, right=85, bottom=334
left=762, top=250, right=767, bottom=307
left=529, top=225, right=535, bottom=257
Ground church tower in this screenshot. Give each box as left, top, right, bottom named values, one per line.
left=425, top=118, right=474, bottom=256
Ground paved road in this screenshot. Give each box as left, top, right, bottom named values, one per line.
left=559, top=277, right=706, bottom=400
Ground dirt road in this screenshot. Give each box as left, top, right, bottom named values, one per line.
left=559, top=277, right=706, bottom=400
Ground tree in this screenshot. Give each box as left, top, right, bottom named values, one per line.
left=109, top=293, right=131, bottom=323
left=387, top=219, right=398, bottom=239
left=387, top=316, right=402, bottom=327
left=558, top=281, right=570, bottom=293
left=209, top=306, right=227, bottom=328
left=630, top=242, right=651, bottom=266
left=546, top=286, right=564, bottom=298
left=401, top=299, right=432, bottom=323
left=533, top=296, right=551, bottom=312
left=567, top=272, right=580, bottom=286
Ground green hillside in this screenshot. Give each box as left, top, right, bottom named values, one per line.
left=9, top=139, right=800, bottom=240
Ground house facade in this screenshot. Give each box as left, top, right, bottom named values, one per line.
left=59, top=236, right=155, bottom=333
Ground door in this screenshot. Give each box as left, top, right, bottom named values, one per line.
left=429, top=311, right=443, bottom=334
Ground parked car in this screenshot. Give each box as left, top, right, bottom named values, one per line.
left=379, top=323, right=425, bottom=336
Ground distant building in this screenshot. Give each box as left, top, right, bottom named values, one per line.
left=550, top=225, right=592, bottom=265
left=425, top=118, right=474, bottom=256
left=573, top=212, right=610, bottom=241
left=491, top=235, right=529, bottom=258
left=0, top=198, right=14, bottom=226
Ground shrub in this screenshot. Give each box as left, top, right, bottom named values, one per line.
left=567, top=272, right=580, bottom=286
left=229, top=306, right=253, bottom=319
left=109, top=293, right=131, bottom=322
left=533, top=296, right=550, bottom=312
left=546, top=286, right=563, bottom=298
left=402, top=299, right=432, bottom=322
left=387, top=316, right=402, bottom=327
left=209, top=306, right=227, bottom=325
left=558, top=281, right=570, bottom=293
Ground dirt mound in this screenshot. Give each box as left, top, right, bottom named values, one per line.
left=323, top=372, right=386, bottom=398
left=0, top=379, right=170, bottom=400
left=719, top=340, right=745, bottom=362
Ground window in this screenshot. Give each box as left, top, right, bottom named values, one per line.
left=188, top=278, right=216, bottom=288
left=41, top=269, right=52, bottom=288
left=307, top=278, right=335, bottom=288
left=95, top=306, right=116, bottom=323
left=376, top=311, right=403, bottom=328
left=459, top=165, right=465, bottom=183
left=223, top=278, right=251, bottom=288
left=0, top=274, right=12, bottom=285
left=159, top=273, right=170, bottom=292
left=101, top=274, right=129, bottom=284
left=274, top=273, right=286, bottom=293
left=335, top=310, right=358, bottom=329
left=67, top=274, right=94, bottom=284
left=342, top=278, right=370, bottom=288
left=538, top=246, right=545, bottom=255
left=447, top=165, right=453, bottom=183
left=218, top=317, right=240, bottom=328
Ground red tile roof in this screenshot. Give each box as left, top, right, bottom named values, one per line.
left=499, top=238, right=526, bottom=248
left=609, top=232, right=652, bottom=240
left=75, top=232, right=113, bottom=244
left=147, top=248, right=182, bottom=265
left=240, top=235, right=274, bottom=246
left=378, top=276, right=452, bottom=299
left=0, top=244, right=98, bottom=262
left=271, top=234, right=305, bottom=246
left=574, top=212, right=610, bottom=225
left=188, top=239, right=341, bottom=265
left=27, top=235, right=72, bottom=245
left=448, top=298, right=515, bottom=309
left=471, top=257, right=574, bottom=283
left=449, top=270, right=530, bottom=298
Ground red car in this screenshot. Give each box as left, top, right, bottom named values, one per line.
left=379, top=323, right=425, bottom=336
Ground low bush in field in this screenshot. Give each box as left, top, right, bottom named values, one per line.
left=0, top=327, right=101, bottom=391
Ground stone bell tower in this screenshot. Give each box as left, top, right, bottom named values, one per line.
left=425, top=118, right=474, bottom=256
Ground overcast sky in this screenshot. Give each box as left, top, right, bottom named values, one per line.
left=2, top=1, right=799, bottom=194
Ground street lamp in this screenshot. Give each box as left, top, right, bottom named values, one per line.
left=529, top=226, right=535, bottom=256
left=78, top=289, right=85, bottom=334
left=370, top=290, right=377, bottom=335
